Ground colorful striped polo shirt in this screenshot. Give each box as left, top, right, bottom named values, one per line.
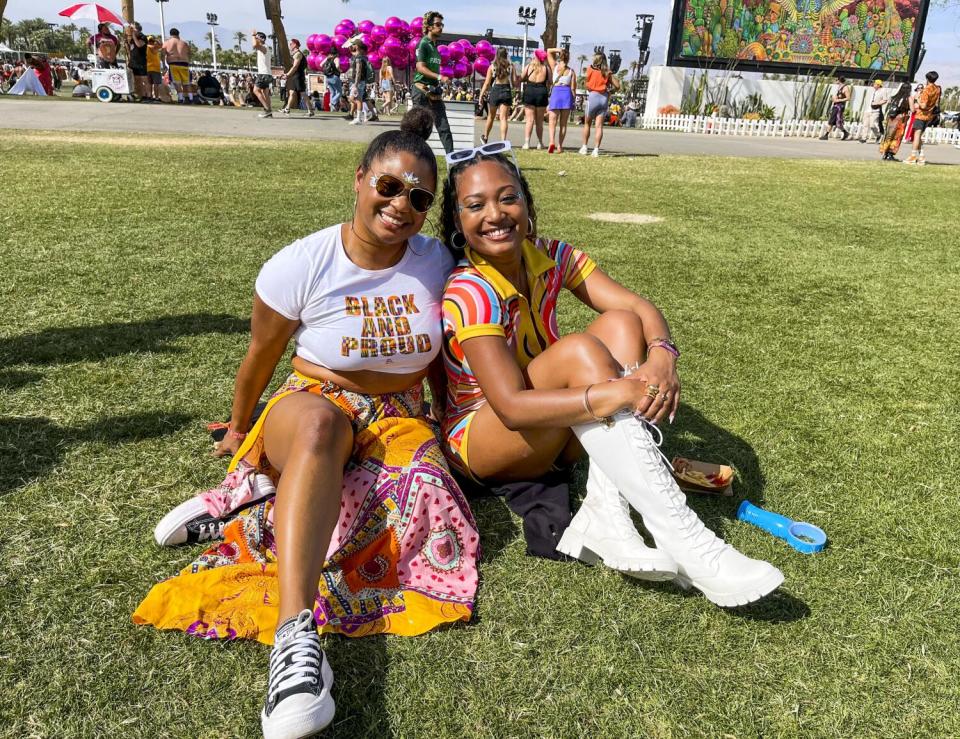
left=441, top=236, right=597, bottom=449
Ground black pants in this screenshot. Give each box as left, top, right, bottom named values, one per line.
left=411, top=87, right=453, bottom=153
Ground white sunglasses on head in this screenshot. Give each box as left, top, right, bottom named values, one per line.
left=444, top=140, right=521, bottom=177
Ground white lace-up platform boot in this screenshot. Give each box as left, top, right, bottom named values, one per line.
left=573, top=413, right=784, bottom=607
left=557, top=461, right=678, bottom=580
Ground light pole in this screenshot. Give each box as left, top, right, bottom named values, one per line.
left=206, top=12, right=219, bottom=69
left=517, top=6, right=536, bottom=94
left=155, top=0, right=169, bottom=41
left=561, top=34, right=571, bottom=53
left=633, top=14, right=654, bottom=74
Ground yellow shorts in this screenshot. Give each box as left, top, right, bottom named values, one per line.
left=168, top=63, right=190, bottom=86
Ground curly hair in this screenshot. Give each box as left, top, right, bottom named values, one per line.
left=440, top=154, right=537, bottom=258
left=360, top=107, right=437, bottom=183
left=422, top=11, right=443, bottom=36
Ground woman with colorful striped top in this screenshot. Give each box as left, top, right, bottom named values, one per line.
left=438, top=142, right=783, bottom=608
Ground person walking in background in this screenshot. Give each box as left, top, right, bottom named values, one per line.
left=124, top=23, right=148, bottom=101
left=479, top=47, right=518, bottom=144
left=546, top=47, right=575, bottom=153
left=380, top=56, right=396, bottom=115
left=819, top=75, right=851, bottom=140
left=413, top=11, right=453, bottom=153
left=161, top=28, right=192, bottom=103
left=858, top=80, right=888, bottom=144
left=281, top=39, right=314, bottom=116
left=144, top=36, right=164, bottom=102
left=904, top=71, right=942, bottom=166
left=347, top=41, right=371, bottom=125
left=879, top=83, right=912, bottom=161
left=251, top=31, right=274, bottom=118
left=521, top=49, right=549, bottom=149
left=580, top=51, right=620, bottom=157
left=321, top=48, right=342, bottom=112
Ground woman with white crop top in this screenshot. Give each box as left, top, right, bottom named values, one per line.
left=546, top=47, right=576, bottom=153
left=139, top=109, right=479, bottom=739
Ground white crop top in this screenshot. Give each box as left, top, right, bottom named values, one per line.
left=255, top=224, right=455, bottom=374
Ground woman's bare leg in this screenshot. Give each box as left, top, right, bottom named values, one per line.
left=548, top=110, right=558, bottom=148
left=594, top=116, right=605, bottom=149
left=559, top=110, right=569, bottom=148
left=262, top=392, right=354, bottom=623
left=483, top=107, right=496, bottom=140
left=585, top=309, right=645, bottom=366
left=523, top=104, right=535, bottom=146
left=535, top=107, right=546, bottom=146
left=500, top=105, right=510, bottom=140
left=465, top=332, right=622, bottom=481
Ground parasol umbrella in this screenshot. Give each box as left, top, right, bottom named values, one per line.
left=58, top=3, right=126, bottom=26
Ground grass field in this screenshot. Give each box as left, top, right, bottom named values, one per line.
left=1, top=128, right=958, bottom=738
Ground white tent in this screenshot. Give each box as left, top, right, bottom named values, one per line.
left=7, top=69, right=47, bottom=95
left=0, top=43, right=16, bottom=53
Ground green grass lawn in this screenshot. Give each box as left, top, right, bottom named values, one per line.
left=1, top=129, right=958, bottom=738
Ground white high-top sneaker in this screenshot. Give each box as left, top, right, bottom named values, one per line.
left=557, top=461, right=678, bottom=580
left=573, top=413, right=784, bottom=607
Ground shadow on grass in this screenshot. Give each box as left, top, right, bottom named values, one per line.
left=322, top=634, right=391, bottom=738
left=666, top=402, right=767, bottom=539
left=0, top=369, right=41, bottom=390
left=0, top=313, right=248, bottom=366
left=0, top=411, right=192, bottom=496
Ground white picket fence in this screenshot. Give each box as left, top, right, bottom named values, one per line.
left=640, top=114, right=960, bottom=145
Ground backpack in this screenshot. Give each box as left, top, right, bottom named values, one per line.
left=363, top=58, right=375, bottom=85
left=322, top=56, right=338, bottom=77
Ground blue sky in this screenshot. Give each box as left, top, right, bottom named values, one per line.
left=8, top=0, right=959, bottom=83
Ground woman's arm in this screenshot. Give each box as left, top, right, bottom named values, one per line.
left=425, top=354, right=447, bottom=422
left=609, top=73, right=622, bottom=91
left=460, top=335, right=646, bottom=431
left=215, top=295, right=300, bottom=457
left=478, top=67, right=493, bottom=100
left=571, top=268, right=680, bottom=421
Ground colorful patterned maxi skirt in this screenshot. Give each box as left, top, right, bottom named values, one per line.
left=133, top=372, right=479, bottom=643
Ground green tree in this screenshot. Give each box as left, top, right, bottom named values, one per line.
left=233, top=30, right=246, bottom=51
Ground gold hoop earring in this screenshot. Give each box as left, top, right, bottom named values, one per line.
left=527, top=217, right=535, bottom=237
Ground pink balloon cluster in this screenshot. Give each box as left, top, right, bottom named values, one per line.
left=304, top=17, right=497, bottom=78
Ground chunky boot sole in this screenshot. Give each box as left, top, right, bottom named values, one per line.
left=261, top=657, right=336, bottom=739
left=557, top=527, right=678, bottom=581
left=674, top=566, right=784, bottom=607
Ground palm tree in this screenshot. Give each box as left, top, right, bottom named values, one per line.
left=577, top=54, right=587, bottom=74
left=233, top=30, right=246, bottom=52
left=265, top=0, right=291, bottom=68
left=0, top=1, right=9, bottom=30
left=540, top=0, right=562, bottom=49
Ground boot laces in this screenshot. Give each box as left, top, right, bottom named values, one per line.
left=625, top=414, right=729, bottom=564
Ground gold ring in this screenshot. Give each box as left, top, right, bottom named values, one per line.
left=646, top=387, right=659, bottom=398
left=647, top=383, right=660, bottom=392
left=661, top=392, right=670, bottom=401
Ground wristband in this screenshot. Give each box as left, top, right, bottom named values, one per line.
left=227, top=427, right=248, bottom=441
left=647, top=339, right=680, bottom=359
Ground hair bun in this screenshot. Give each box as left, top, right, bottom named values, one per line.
left=400, top=107, right=435, bottom=142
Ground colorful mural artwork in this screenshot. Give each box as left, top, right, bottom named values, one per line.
left=668, top=0, right=929, bottom=78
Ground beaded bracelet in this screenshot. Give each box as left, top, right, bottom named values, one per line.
left=647, top=339, right=680, bottom=359
left=227, top=427, right=248, bottom=441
